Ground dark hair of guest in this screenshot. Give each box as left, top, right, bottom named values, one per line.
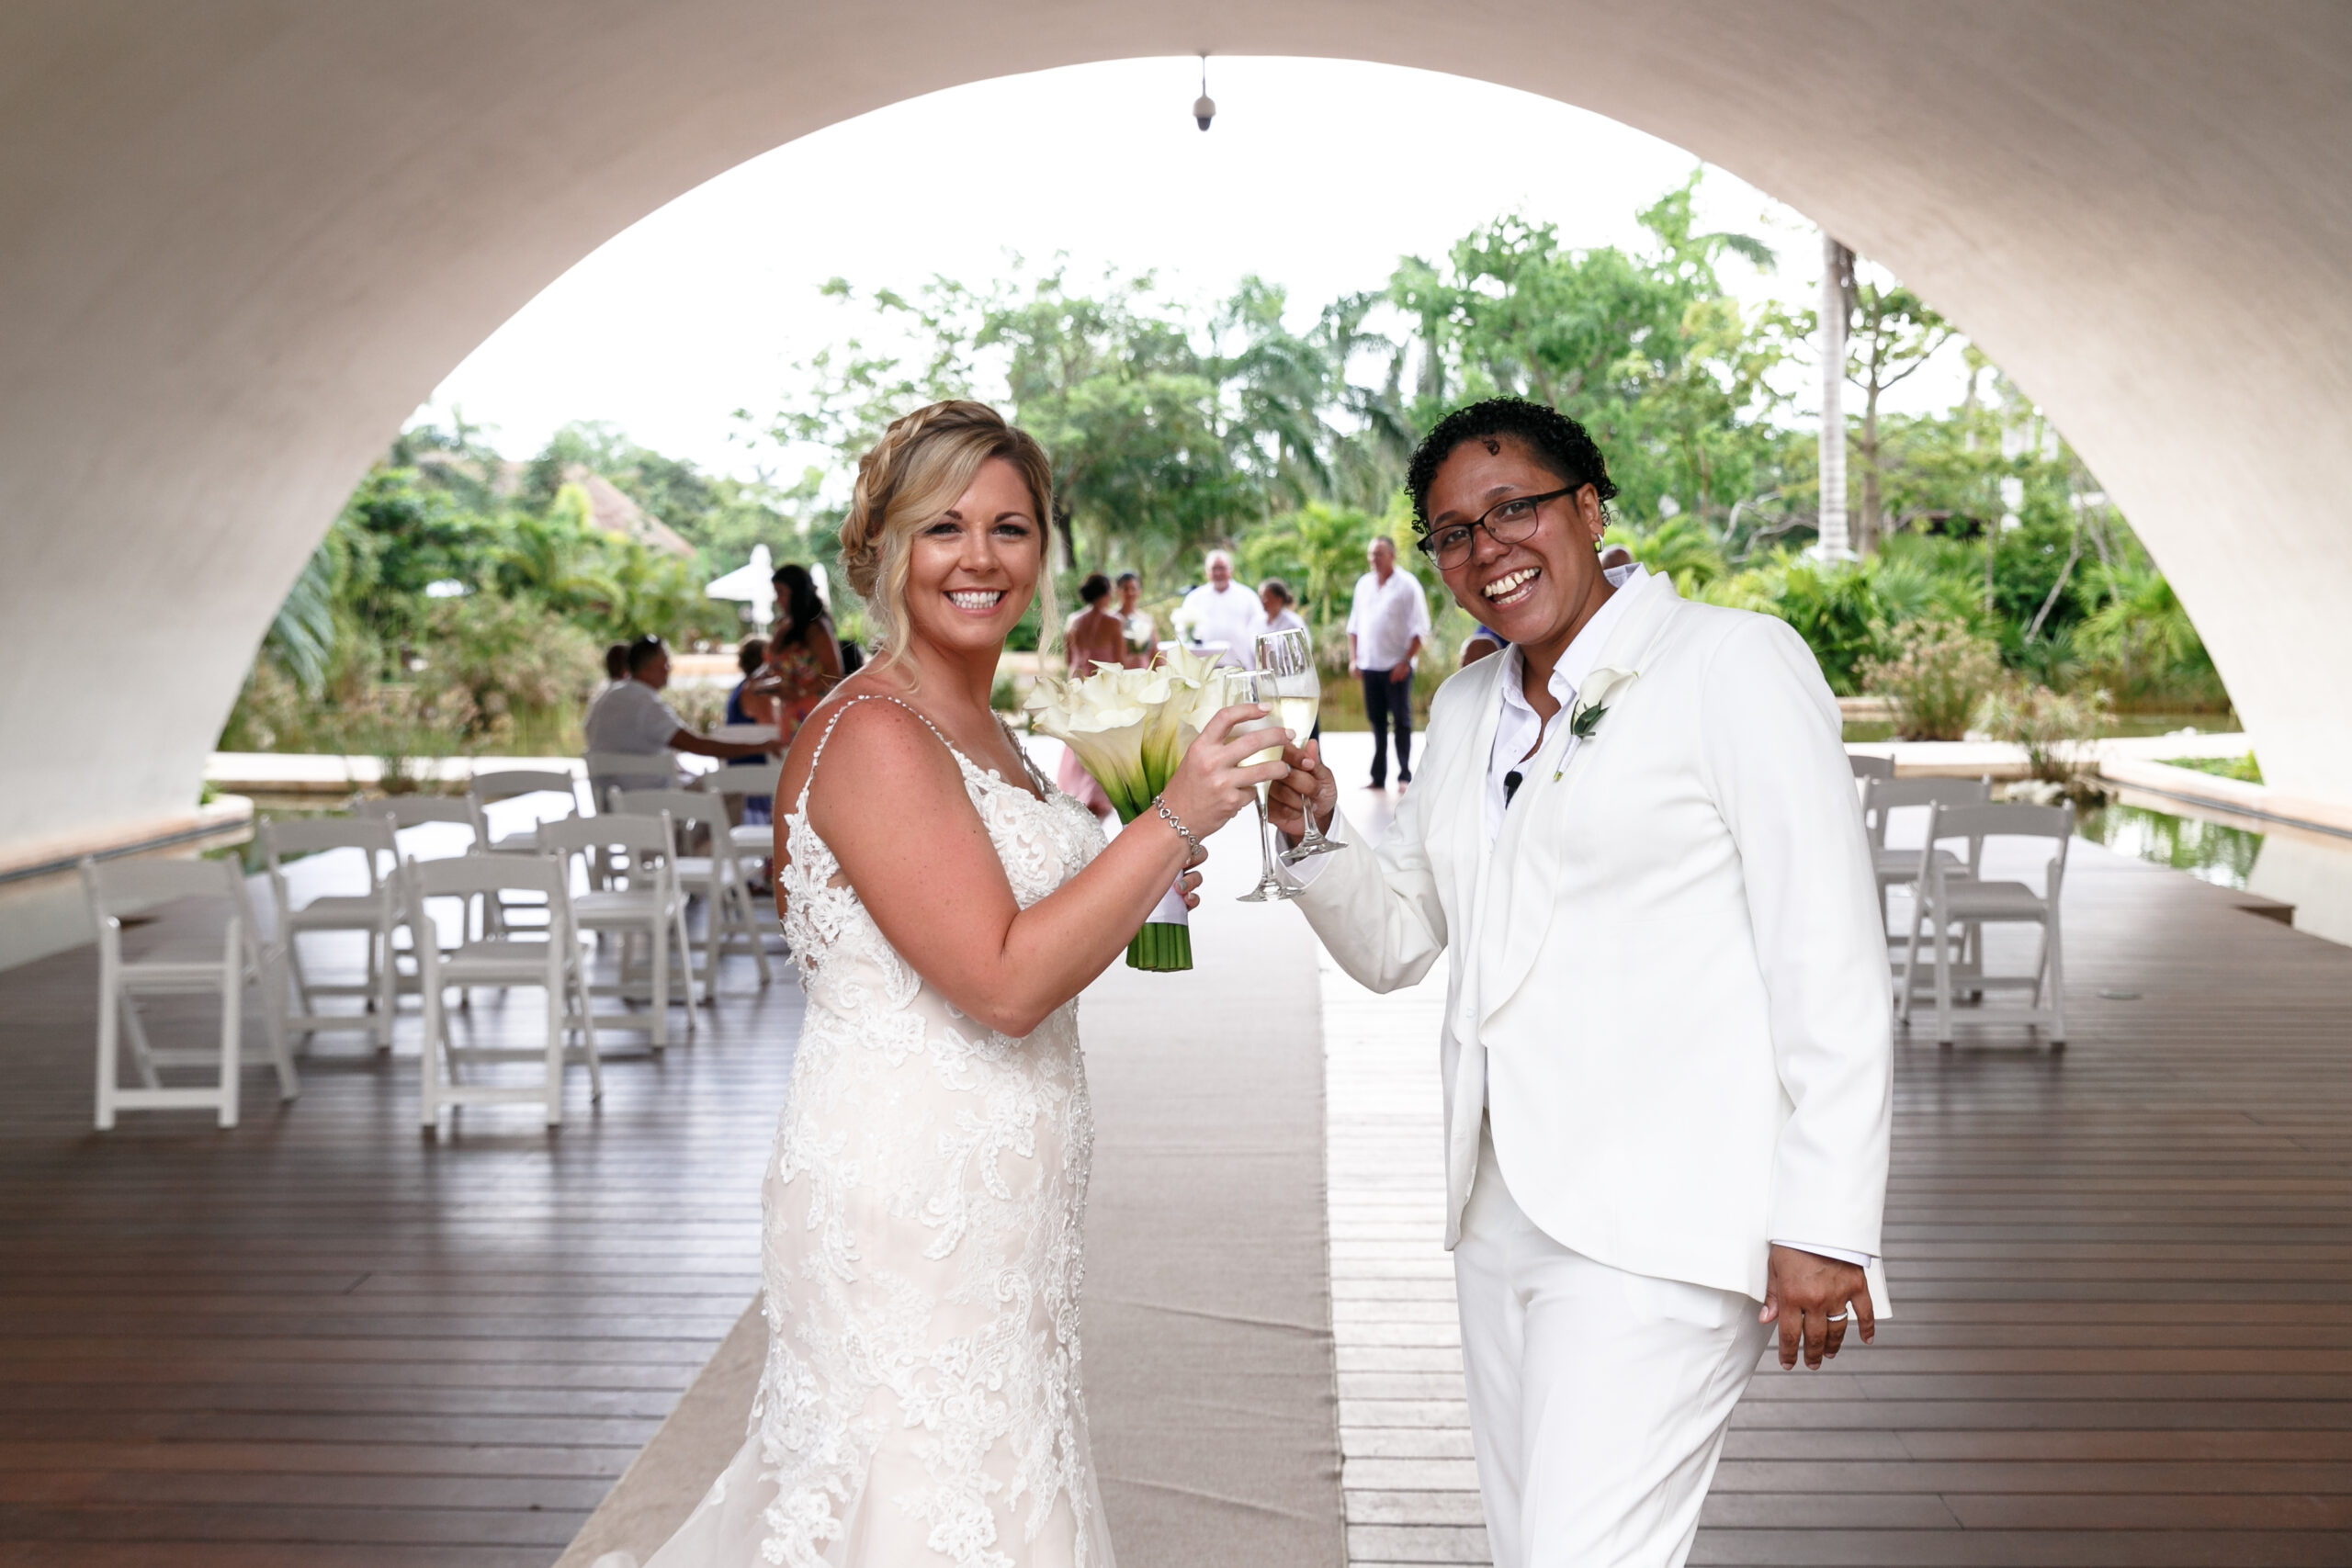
left=772, top=563, right=828, bottom=643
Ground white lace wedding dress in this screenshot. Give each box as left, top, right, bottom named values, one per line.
left=635, top=694, right=1115, bottom=1568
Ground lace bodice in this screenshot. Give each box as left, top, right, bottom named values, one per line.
left=777, top=695, right=1105, bottom=998
left=640, top=694, right=1114, bottom=1568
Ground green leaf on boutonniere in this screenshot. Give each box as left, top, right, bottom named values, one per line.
left=1570, top=703, right=1608, bottom=739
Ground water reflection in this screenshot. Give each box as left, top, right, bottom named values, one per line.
left=2076, top=802, right=2263, bottom=889
left=2079, top=795, right=2352, bottom=948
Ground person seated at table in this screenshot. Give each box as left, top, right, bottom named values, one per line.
left=725, top=637, right=777, bottom=825
left=585, top=635, right=783, bottom=789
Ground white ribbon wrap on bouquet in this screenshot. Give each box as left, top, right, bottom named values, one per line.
left=1146, top=879, right=1190, bottom=927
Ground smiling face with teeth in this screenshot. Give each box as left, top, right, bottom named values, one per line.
left=1425, top=434, right=1613, bottom=678
left=901, top=456, right=1046, bottom=662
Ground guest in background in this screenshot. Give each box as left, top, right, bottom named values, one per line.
left=1346, top=536, right=1431, bottom=789
left=1260, top=578, right=1309, bottom=639
left=1600, top=542, right=1638, bottom=584
left=1114, top=570, right=1156, bottom=667
left=1260, top=579, right=1320, bottom=742
left=761, top=562, right=844, bottom=745
left=1174, top=548, right=1266, bottom=667
left=1055, top=573, right=1125, bottom=821
left=725, top=637, right=776, bottom=826
left=1461, top=624, right=1507, bottom=666
left=584, top=635, right=783, bottom=795
left=596, top=641, right=630, bottom=699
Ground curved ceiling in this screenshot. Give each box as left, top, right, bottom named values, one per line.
left=4, top=1, right=2349, bottom=858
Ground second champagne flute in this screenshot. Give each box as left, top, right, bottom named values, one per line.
left=1227, top=670, right=1299, bottom=904
left=1252, top=626, right=1343, bottom=862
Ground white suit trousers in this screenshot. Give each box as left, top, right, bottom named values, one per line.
left=1454, top=1124, right=1767, bottom=1568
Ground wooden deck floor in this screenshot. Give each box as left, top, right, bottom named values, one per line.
left=0, top=877, right=799, bottom=1567
left=11, top=763, right=2352, bottom=1566
left=1323, top=763, right=2352, bottom=1566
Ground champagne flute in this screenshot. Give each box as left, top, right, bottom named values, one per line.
left=1227, top=670, right=1299, bottom=904
left=1253, top=626, right=1344, bottom=863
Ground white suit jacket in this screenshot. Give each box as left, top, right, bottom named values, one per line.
left=1298, top=570, right=1893, bottom=1305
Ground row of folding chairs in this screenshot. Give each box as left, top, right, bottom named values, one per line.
left=83, top=755, right=787, bottom=1135
left=1851, top=756, right=2071, bottom=1046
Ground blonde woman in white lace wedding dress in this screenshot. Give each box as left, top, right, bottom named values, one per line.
left=630, top=401, right=1283, bottom=1568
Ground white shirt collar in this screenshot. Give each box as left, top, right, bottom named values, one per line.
left=1496, top=563, right=1649, bottom=722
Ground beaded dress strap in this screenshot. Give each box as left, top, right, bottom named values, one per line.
left=793, top=695, right=958, bottom=816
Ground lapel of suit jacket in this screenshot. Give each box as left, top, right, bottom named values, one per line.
left=1476, top=571, right=1688, bottom=1030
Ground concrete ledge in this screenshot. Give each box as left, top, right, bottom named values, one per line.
left=0, top=795, right=254, bottom=884
left=2098, top=757, right=2352, bottom=840
left=1847, top=730, right=2254, bottom=782
left=204, top=752, right=583, bottom=795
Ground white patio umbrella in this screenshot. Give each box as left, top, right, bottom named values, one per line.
left=705, top=544, right=775, bottom=629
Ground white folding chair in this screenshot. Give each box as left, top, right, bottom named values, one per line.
left=583, top=751, right=682, bottom=821
left=1898, top=802, right=2074, bottom=1047
left=706, top=761, right=783, bottom=862
left=1848, top=752, right=1896, bottom=783
left=406, top=853, right=601, bottom=1130
left=608, top=786, right=772, bottom=991
left=261, top=817, right=401, bottom=1050
left=80, top=855, right=297, bottom=1129
left=1862, top=776, right=1991, bottom=940
left=470, top=769, right=585, bottom=852
left=539, top=813, right=698, bottom=1047
left=360, top=794, right=494, bottom=941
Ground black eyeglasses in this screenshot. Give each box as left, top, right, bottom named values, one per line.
left=1417, top=486, right=1580, bottom=570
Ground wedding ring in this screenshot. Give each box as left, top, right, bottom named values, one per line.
left=1826, top=1311, right=1852, bottom=1323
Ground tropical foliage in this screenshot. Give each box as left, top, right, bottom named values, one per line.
left=227, top=170, right=2231, bottom=755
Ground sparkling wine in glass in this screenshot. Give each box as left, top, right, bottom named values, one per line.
left=1227, top=670, right=1299, bottom=904
left=1252, top=626, right=1344, bottom=863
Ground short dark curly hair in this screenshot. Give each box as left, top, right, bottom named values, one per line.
left=1404, top=397, right=1620, bottom=534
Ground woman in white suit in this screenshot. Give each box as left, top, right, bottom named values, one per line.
left=1269, top=399, right=1892, bottom=1568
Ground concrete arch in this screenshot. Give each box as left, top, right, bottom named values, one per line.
left=5, top=2, right=2349, bottom=862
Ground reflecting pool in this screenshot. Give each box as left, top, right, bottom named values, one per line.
left=2081, top=794, right=2352, bottom=948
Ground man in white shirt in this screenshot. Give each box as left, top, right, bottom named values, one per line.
left=1346, top=536, right=1432, bottom=788
left=584, top=636, right=784, bottom=795
left=1173, top=549, right=1266, bottom=667
left=1268, top=398, right=1890, bottom=1568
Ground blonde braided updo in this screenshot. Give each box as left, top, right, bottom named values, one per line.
left=839, top=400, right=1056, bottom=673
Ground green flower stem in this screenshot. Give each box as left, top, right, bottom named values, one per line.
left=1126, top=921, right=1193, bottom=972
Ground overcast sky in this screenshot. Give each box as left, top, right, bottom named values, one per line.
left=421, top=55, right=1963, bottom=482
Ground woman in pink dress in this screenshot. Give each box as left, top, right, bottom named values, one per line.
left=1052, top=572, right=1126, bottom=822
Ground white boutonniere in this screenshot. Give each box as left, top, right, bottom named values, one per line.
left=1555, top=667, right=1638, bottom=780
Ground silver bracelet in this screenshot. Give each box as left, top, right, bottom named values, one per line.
left=1151, top=794, right=1204, bottom=863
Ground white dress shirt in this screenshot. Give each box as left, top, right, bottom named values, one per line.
left=1347, top=567, right=1433, bottom=671
left=1176, top=581, right=1268, bottom=666
left=1483, top=568, right=1645, bottom=840
left=583, top=678, right=685, bottom=754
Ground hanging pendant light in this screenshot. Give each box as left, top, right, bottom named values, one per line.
left=1193, top=55, right=1216, bottom=131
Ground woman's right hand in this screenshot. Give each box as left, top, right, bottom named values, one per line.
left=1158, top=704, right=1290, bottom=844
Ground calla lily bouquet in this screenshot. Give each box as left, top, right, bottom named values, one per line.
left=1026, top=646, right=1232, bottom=971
